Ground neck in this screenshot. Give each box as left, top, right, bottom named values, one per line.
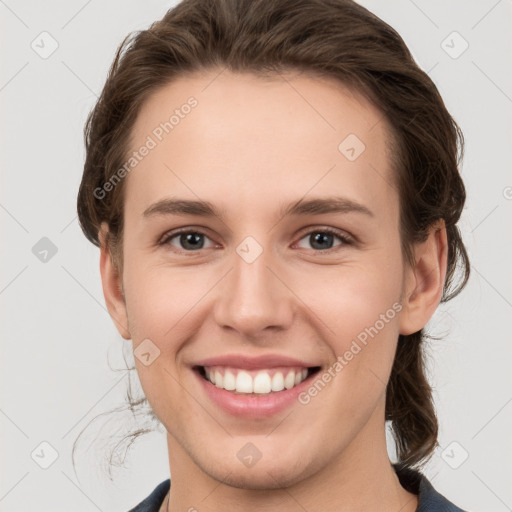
left=164, top=403, right=418, bottom=512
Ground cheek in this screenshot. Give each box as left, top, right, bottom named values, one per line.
left=123, top=263, right=207, bottom=416
left=307, top=258, right=403, bottom=399
left=295, top=266, right=402, bottom=425
left=308, top=259, right=403, bottom=340
left=122, top=259, right=207, bottom=340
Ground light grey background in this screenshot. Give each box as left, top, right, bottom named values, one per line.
left=1, top=1, right=511, bottom=511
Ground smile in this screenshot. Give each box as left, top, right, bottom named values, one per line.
left=193, top=364, right=323, bottom=416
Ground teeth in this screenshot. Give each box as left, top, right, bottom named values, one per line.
left=235, top=371, right=253, bottom=393
left=271, top=372, right=284, bottom=392
left=214, top=370, right=223, bottom=388
left=253, top=372, right=272, bottom=393
left=284, top=371, right=295, bottom=390
left=203, top=366, right=311, bottom=394
left=223, top=370, right=236, bottom=391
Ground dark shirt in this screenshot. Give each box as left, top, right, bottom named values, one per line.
left=128, top=464, right=468, bottom=511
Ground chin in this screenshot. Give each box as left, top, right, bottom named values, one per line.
left=198, top=449, right=319, bottom=491
left=208, top=466, right=305, bottom=491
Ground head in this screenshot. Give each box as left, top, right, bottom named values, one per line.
left=76, top=0, right=469, bottom=484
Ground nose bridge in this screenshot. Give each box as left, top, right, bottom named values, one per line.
left=213, top=234, right=294, bottom=335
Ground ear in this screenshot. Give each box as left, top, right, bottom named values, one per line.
left=399, top=220, right=448, bottom=336
left=99, top=222, right=131, bottom=340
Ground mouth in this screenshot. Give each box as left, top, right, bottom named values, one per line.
left=194, top=365, right=322, bottom=395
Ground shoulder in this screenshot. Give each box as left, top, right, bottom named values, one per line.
left=394, top=464, right=469, bottom=512
left=127, top=479, right=170, bottom=512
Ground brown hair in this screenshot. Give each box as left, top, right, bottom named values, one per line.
left=76, top=0, right=470, bottom=472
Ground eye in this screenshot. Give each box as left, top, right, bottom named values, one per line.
left=295, top=228, right=353, bottom=251
left=159, top=229, right=216, bottom=252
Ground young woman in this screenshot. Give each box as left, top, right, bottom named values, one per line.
left=76, top=0, right=470, bottom=510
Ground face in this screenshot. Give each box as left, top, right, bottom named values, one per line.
left=100, top=69, right=436, bottom=490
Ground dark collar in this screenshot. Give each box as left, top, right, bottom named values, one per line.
left=393, top=463, right=467, bottom=512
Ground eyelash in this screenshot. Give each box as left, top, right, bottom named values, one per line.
left=158, top=227, right=354, bottom=254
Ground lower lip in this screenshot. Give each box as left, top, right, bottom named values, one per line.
left=194, top=368, right=316, bottom=417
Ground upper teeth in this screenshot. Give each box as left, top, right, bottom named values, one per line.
left=204, top=366, right=309, bottom=394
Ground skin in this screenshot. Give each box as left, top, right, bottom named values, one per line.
left=98, top=69, right=447, bottom=512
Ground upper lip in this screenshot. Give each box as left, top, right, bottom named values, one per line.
left=194, top=353, right=321, bottom=370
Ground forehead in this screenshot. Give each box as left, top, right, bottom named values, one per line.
left=124, top=69, right=397, bottom=221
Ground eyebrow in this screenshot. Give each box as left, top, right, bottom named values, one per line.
left=142, top=196, right=374, bottom=221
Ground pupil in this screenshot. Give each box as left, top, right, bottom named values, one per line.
left=181, top=233, right=203, bottom=250
left=311, top=232, right=333, bottom=250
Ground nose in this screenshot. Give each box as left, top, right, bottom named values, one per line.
left=213, top=240, right=295, bottom=340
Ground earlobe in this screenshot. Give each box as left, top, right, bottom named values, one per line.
left=98, top=223, right=131, bottom=340
left=399, top=220, right=448, bottom=336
